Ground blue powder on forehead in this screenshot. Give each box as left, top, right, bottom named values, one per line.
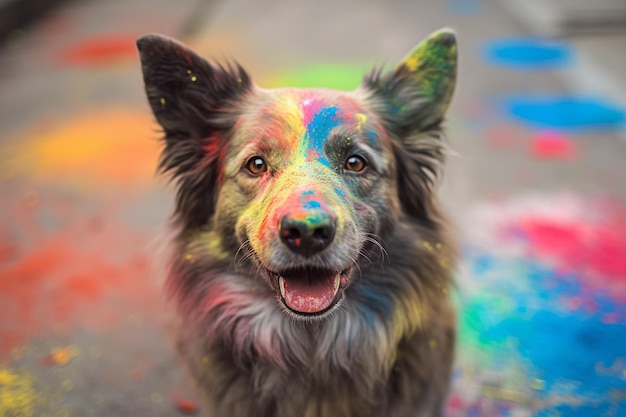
left=306, top=106, right=341, bottom=167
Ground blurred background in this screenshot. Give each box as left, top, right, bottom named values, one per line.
left=0, top=0, right=625, bottom=416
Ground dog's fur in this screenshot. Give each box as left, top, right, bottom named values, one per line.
left=138, top=29, right=458, bottom=417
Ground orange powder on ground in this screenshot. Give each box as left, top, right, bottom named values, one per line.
left=56, top=35, right=140, bottom=67
left=3, top=108, right=161, bottom=188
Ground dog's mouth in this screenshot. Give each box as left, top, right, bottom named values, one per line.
left=265, top=267, right=352, bottom=315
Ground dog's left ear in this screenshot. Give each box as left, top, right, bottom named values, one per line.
left=362, top=28, right=457, bottom=223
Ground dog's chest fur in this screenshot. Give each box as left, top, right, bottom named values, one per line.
left=173, top=224, right=455, bottom=417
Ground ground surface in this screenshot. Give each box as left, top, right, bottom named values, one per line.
left=0, top=0, right=625, bottom=416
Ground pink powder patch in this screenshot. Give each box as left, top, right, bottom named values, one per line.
left=300, top=97, right=324, bottom=126
left=513, top=212, right=626, bottom=283
left=529, top=130, right=578, bottom=160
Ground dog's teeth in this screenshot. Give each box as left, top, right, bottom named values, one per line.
left=333, top=274, right=340, bottom=296
left=279, top=277, right=285, bottom=298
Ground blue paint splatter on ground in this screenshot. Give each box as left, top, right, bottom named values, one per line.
left=504, top=95, right=626, bottom=131
left=483, top=38, right=572, bottom=70
left=459, top=249, right=626, bottom=416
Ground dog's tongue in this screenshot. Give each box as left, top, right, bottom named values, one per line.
left=279, top=270, right=339, bottom=314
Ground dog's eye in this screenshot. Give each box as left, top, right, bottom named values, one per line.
left=344, top=155, right=367, bottom=173
left=245, top=156, right=268, bottom=176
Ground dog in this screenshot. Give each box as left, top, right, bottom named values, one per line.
left=137, top=28, right=457, bottom=417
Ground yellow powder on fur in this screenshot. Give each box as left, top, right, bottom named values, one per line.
left=0, top=368, right=37, bottom=416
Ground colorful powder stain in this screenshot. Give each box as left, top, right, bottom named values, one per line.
left=483, top=38, right=572, bottom=70
left=0, top=368, right=37, bottom=417
left=0, top=196, right=161, bottom=355
left=455, top=194, right=626, bottom=416
left=529, top=130, right=578, bottom=160
left=2, top=109, right=161, bottom=188
left=264, top=63, right=368, bottom=90
left=505, top=95, right=626, bottom=131
left=56, top=35, right=140, bottom=67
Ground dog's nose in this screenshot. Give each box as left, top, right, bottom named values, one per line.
left=279, top=211, right=336, bottom=257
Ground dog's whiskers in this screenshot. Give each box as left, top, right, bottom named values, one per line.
left=357, top=232, right=390, bottom=267
left=233, top=239, right=254, bottom=271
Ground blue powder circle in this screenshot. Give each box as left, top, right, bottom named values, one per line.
left=505, top=95, right=626, bottom=131
left=484, top=38, right=572, bottom=70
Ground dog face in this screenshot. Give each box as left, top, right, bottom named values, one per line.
left=137, top=29, right=456, bottom=318
left=220, top=89, right=395, bottom=316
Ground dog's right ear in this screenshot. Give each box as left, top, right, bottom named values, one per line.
left=137, top=34, right=252, bottom=227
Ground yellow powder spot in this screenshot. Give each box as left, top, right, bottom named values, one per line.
left=160, top=97, right=166, bottom=107
left=202, top=356, right=209, bottom=365
left=0, top=368, right=37, bottom=417
left=49, top=344, right=80, bottom=366
left=2, top=108, right=161, bottom=189
left=191, top=75, right=197, bottom=82
left=435, top=243, right=442, bottom=249
left=186, top=70, right=191, bottom=74
left=429, top=339, right=437, bottom=350
left=404, top=53, right=421, bottom=72
left=184, top=253, right=193, bottom=261
left=355, top=113, right=367, bottom=130
left=422, top=241, right=433, bottom=251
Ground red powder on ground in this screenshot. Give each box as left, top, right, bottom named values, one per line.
left=513, top=204, right=626, bottom=283
left=529, top=130, right=578, bottom=160
left=175, top=399, right=199, bottom=414
left=0, top=199, right=161, bottom=355
left=56, top=35, right=139, bottom=67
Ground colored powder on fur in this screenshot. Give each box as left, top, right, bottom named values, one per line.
left=305, top=106, right=341, bottom=167
left=56, top=35, right=139, bottom=67
left=504, top=95, right=626, bottom=131
left=2, top=109, right=160, bottom=188
left=0, top=368, right=37, bottom=417
left=529, top=130, right=578, bottom=160
left=483, top=38, right=572, bottom=70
